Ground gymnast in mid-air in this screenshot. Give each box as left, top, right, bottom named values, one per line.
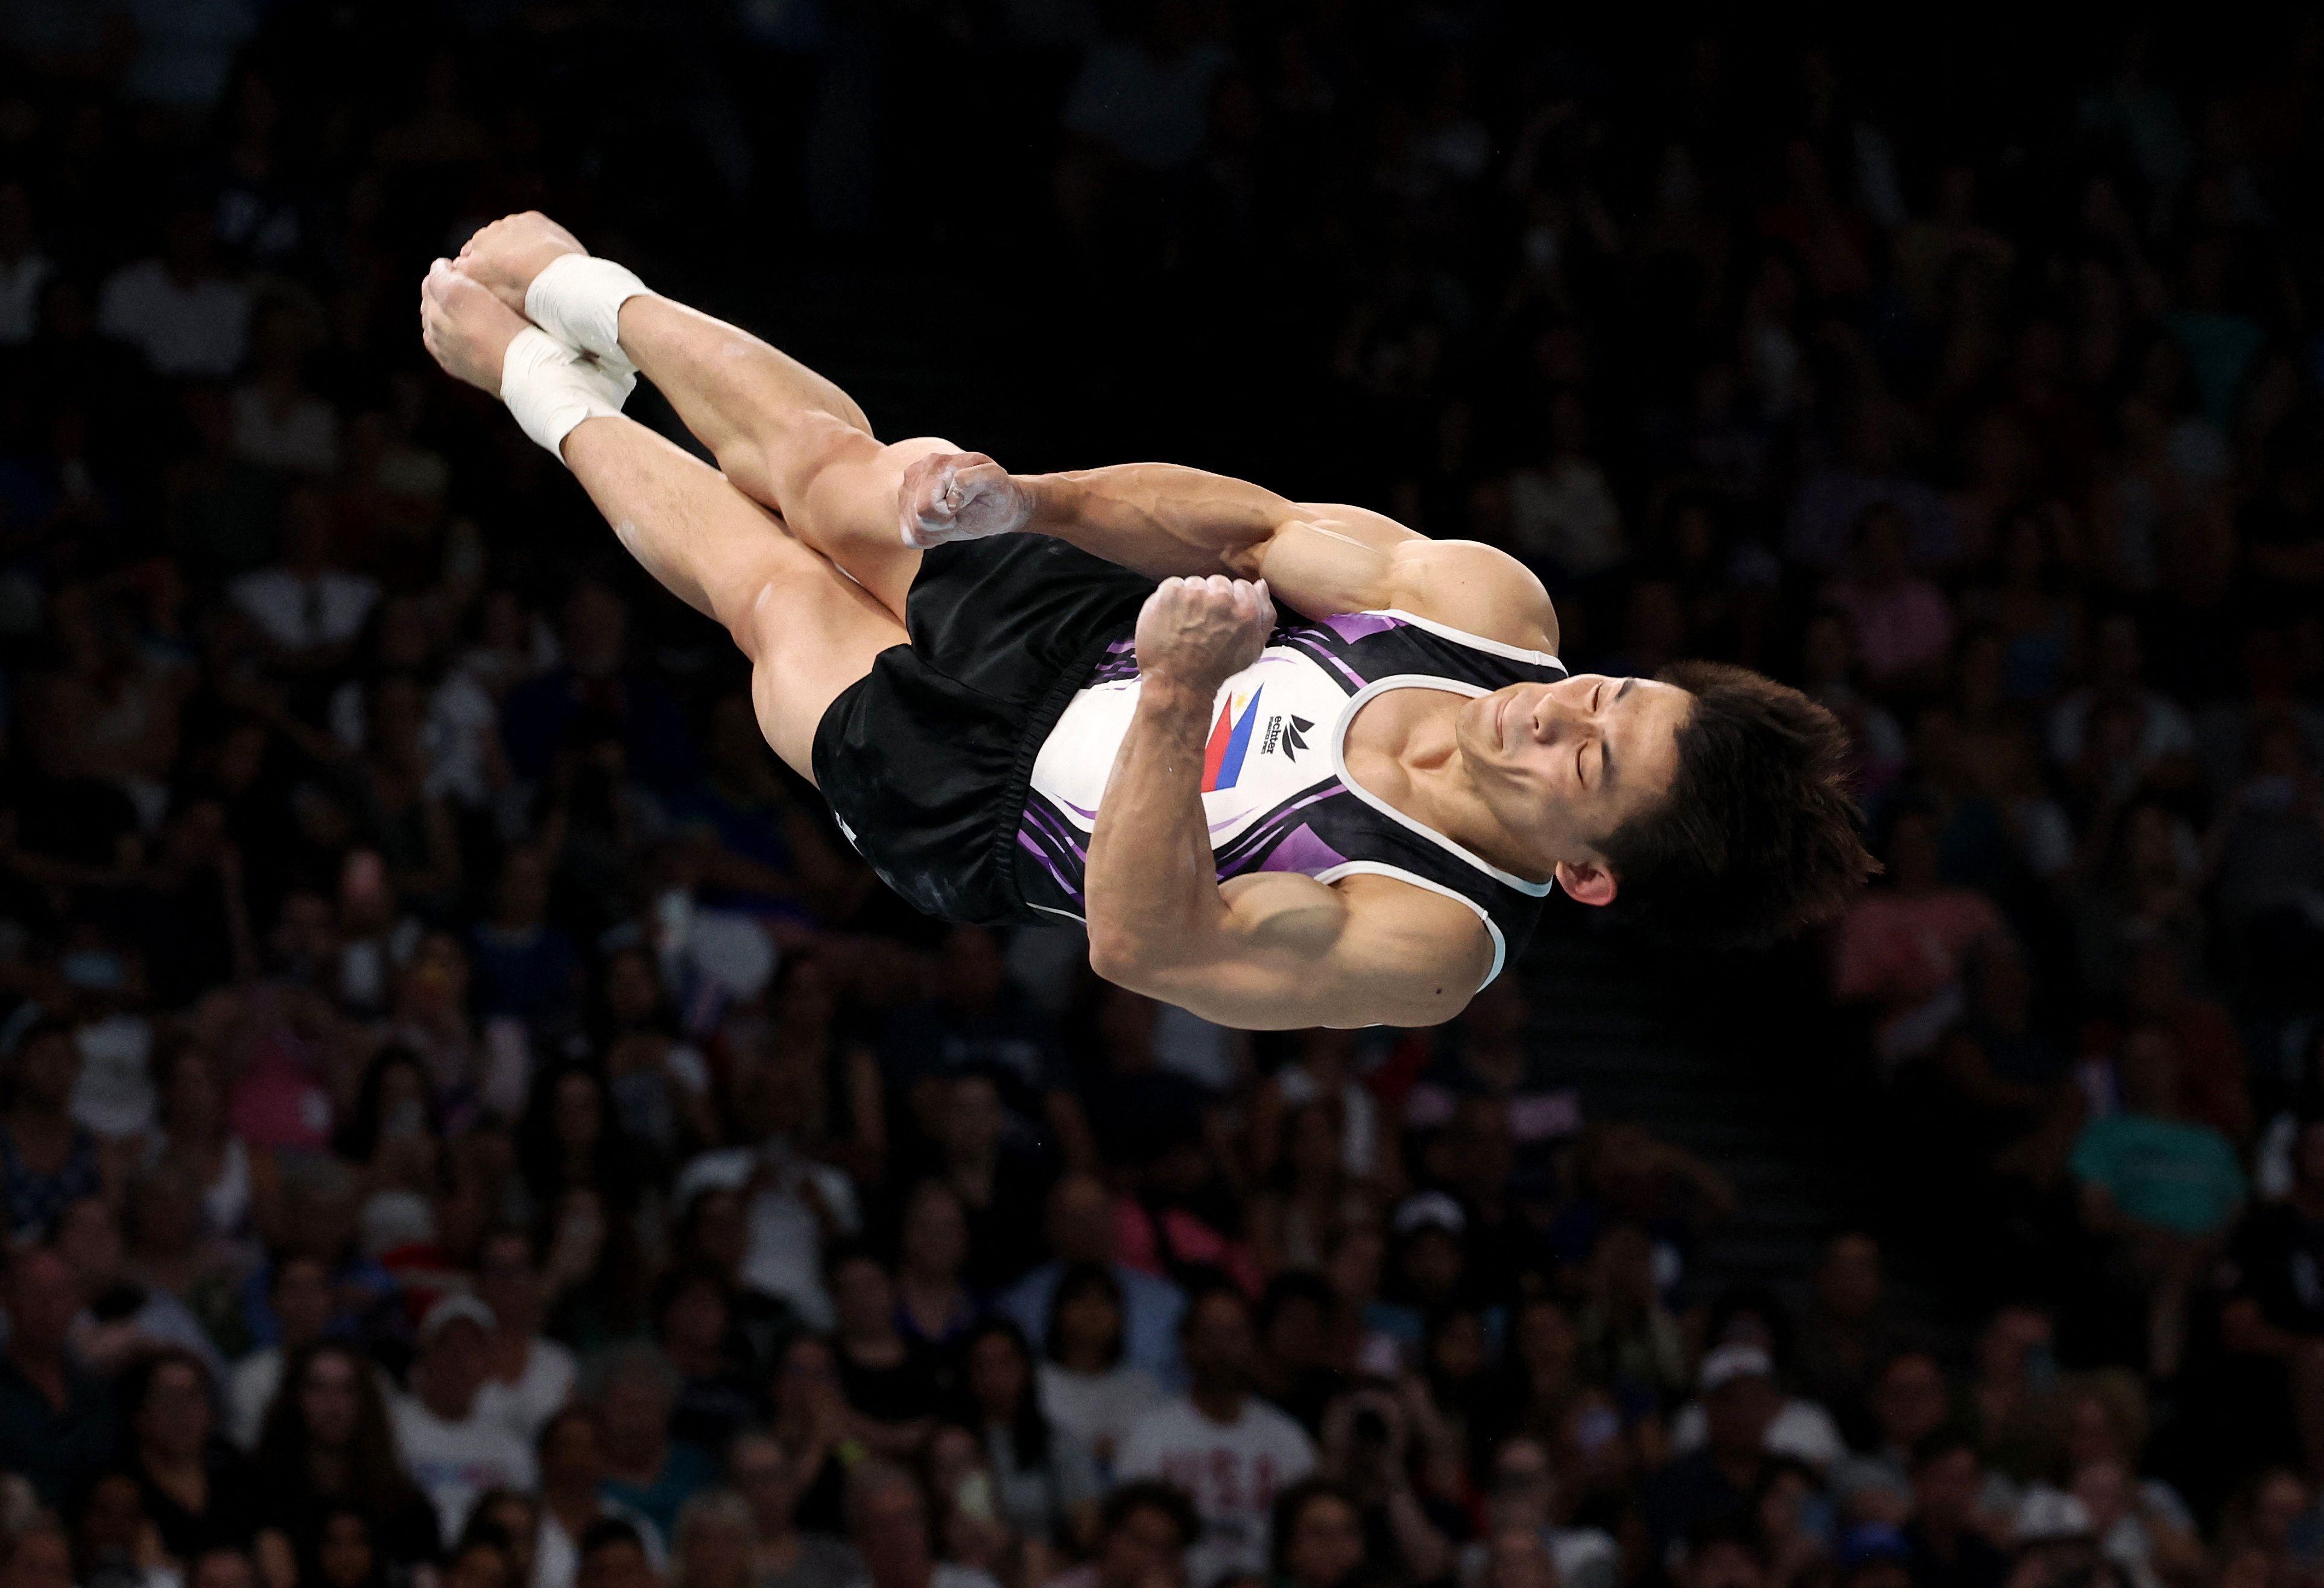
left=419, top=214, right=1872, bottom=1031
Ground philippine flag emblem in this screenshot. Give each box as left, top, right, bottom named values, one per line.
left=1200, top=686, right=1264, bottom=792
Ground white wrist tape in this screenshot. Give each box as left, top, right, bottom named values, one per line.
left=526, top=253, right=648, bottom=373
left=501, top=327, right=628, bottom=460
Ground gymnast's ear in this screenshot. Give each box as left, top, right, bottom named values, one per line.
left=1554, top=859, right=1617, bottom=908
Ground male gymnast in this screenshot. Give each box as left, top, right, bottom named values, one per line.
left=419, top=214, right=1871, bottom=1031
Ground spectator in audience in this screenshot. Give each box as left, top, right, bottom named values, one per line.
left=253, top=1341, right=442, bottom=1576
left=1117, top=1286, right=1316, bottom=1586
left=392, top=1295, right=537, bottom=1542
left=1002, top=1176, right=1185, bottom=1386
left=726, top=1430, right=861, bottom=1588
left=2071, top=1028, right=2245, bottom=1376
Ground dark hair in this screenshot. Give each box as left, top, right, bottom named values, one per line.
left=1270, top=1476, right=1364, bottom=1580
left=334, top=1046, right=436, bottom=1163
left=1911, top=1424, right=1981, bottom=1472
left=1046, top=1262, right=1126, bottom=1369
left=959, top=1318, right=1050, bottom=1467
left=122, top=1345, right=215, bottom=1425
left=1598, top=661, right=1874, bottom=949
left=578, top=1519, right=648, bottom=1560
left=1101, top=1481, right=1199, bottom=1549
left=256, top=1342, right=426, bottom=1530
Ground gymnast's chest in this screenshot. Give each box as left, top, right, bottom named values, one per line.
left=1029, top=646, right=1354, bottom=840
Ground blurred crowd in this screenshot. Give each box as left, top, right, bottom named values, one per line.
left=1, top=10, right=2322, bottom=1588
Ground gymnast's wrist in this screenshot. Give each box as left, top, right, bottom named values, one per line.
left=1014, top=473, right=1074, bottom=534
left=1138, top=674, right=1217, bottom=725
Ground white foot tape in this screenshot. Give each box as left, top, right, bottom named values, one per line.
left=501, top=327, right=631, bottom=460
left=527, top=254, right=649, bottom=382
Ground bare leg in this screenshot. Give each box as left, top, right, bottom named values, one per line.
left=562, top=416, right=905, bottom=777
left=420, top=261, right=903, bottom=779
left=453, top=214, right=946, bottom=618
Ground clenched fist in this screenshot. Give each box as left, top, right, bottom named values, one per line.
left=897, top=451, right=1030, bottom=549
left=1134, top=574, right=1275, bottom=700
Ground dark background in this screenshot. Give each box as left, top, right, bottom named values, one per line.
left=1, top=2, right=2322, bottom=1586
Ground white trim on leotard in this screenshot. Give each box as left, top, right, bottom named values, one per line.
left=1374, top=609, right=1565, bottom=671
left=1313, top=861, right=1507, bottom=991
left=1330, top=675, right=1559, bottom=898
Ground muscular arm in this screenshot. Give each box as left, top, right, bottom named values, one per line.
left=1084, top=580, right=1489, bottom=1030
left=910, top=457, right=1560, bottom=654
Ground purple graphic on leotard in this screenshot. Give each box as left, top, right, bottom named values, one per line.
left=1322, top=611, right=1404, bottom=644
left=1255, top=823, right=1349, bottom=876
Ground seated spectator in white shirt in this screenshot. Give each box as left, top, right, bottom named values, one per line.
left=98, top=203, right=250, bottom=378
left=231, top=298, right=338, bottom=476
left=533, top=1405, right=665, bottom=1588
left=227, top=486, right=381, bottom=665
left=1666, top=1344, right=1846, bottom=1472
left=393, top=1295, right=538, bottom=1543
left=473, top=1226, right=577, bottom=1444
left=675, top=1057, right=860, bottom=1332
left=1115, top=1286, right=1316, bottom=1587
left=227, top=1252, right=337, bottom=1448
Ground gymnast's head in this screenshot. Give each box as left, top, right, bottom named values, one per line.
left=1457, top=660, right=1873, bottom=948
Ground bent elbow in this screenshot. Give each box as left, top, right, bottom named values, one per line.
left=1086, top=928, right=1149, bottom=989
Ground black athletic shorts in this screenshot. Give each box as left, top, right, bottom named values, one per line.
left=811, top=535, right=1151, bottom=925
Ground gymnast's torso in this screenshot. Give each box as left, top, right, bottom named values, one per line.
left=1015, top=607, right=1569, bottom=988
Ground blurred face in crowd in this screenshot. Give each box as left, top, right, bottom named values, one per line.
left=418, top=1318, right=490, bottom=1418
left=1054, top=1270, right=1125, bottom=1365
left=1872, top=1353, right=1948, bottom=1450
left=55, top=1196, right=125, bottom=1287
left=1914, top=1446, right=1983, bottom=1531
left=1183, top=1291, right=1258, bottom=1400
left=832, top=1256, right=898, bottom=1340
left=554, top=1070, right=608, bottom=1153
left=1487, top=1438, right=1556, bottom=1529
left=2, top=1527, right=72, bottom=1588
left=190, top=1551, right=256, bottom=1588
left=1097, top=1501, right=1188, bottom=1588
left=852, top=1478, right=931, bottom=1588
left=966, top=1329, right=1030, bottom=1423
left=476, top=1232, right=538, bottom=1333
left=481, top=1496, right=540, bottom=1584
left=1048, top=1174, right=1116, bottom=1265
left=731, top=1433, right=799, bottom=1535
left=1818, top=1234, right=1882, bottom=1321
left=136, top=1356, right=215, bottom=1462
left=2060, top=1393, right=2128, bottom=1469
left=578, top=1539, right=653, bottom=1588
left=316, top=1513, right=376, bottom=1588
left=540, top=1409, right=606, bottom=1492
left=678, top=1504, right=753, bottom=1588
left=1704, top=1369, right=1781, bottom=1459
left=941, top=1075, right=1005, bottom=1165
left=1684, top=1540, right=1764, bottom=1588
left=1483, top=1526, right=1557, bottom=1588
left=300, top=1347, right=365, bottom=1447
left=4, top=1247, right=80, bottom=1353
left=1281, top=1492, right=1365, bottom=1588
left=600, top=1365, right=675, bottom=1465
left=449, top=1543, right=510, bottom=1588
left=686, top=1187, right=749, bottom=1274
left=11, top=1027, right=80, bottom=1112
left=899, top=1183, right=969, bottom=1282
